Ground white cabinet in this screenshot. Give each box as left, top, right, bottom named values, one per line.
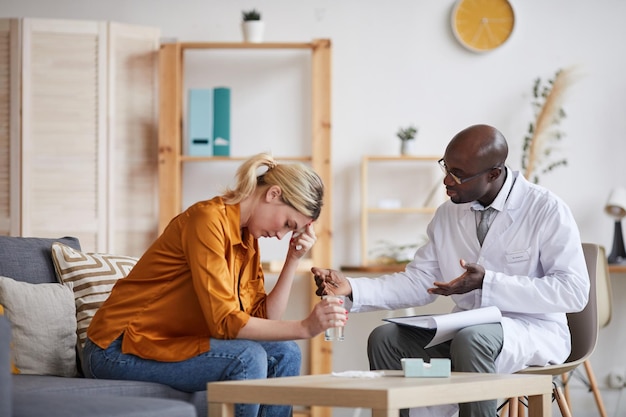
left=0, top=18, right=160, bottom=256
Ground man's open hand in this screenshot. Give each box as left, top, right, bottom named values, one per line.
left=427, top=259, right=485, bottom=296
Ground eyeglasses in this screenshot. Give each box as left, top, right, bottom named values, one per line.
left=437, top=158, right=502, bottom=185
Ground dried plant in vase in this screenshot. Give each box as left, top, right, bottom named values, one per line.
left=521, top=68, right=577, bottom=184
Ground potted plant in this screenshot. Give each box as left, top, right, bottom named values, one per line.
left=241, top=9, right=264, bottom=43
left=396, top=125, right=418, bottom=155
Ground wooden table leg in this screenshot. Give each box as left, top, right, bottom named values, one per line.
left=527, top=392, right=552, bottom=417
left=208, top=402, right=235, bottom=417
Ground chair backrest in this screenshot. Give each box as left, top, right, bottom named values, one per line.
left=565, top=243, right=600, bottom=363
left=596, top=245, right=613, bottom=329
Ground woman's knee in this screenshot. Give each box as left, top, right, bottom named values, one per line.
left=233, top=341, right=269, bottom=379
left=278, top=341, right=301, bottom=377
left=261, top=341, right=301, bottom=377
left=282, top=341, right=302, bottom=366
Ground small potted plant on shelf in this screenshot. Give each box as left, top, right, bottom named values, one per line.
left=241, top=9, right=264, bottom=43
left=396, top=125, right=418, bottom=155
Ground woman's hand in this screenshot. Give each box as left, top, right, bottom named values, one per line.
left=311, top=267, right=351, bottom=297
left=270, top=223, right=316, bottom=319
left=302, top=296, right=348, bottom=338
left=288, top=223, right=316, bottom=259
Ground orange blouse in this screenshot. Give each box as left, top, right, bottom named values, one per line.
left=87, top=197, right=267, bottom=361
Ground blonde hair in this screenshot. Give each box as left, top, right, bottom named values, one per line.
left=222, top=153, right=324, bottom=220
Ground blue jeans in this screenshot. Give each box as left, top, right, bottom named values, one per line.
left=83, top=335, right=301, bottom=417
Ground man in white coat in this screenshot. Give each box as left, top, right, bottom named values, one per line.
left=312, top=124, right=590, bottom=417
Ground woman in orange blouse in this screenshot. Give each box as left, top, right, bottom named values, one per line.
left=83, top=153, right=345, bottom=417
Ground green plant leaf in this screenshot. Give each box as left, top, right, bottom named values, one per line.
left=242, top=9, right=261, bottom=21
left=396, top=125, right=418, bottom=141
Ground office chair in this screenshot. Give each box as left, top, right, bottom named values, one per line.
left=560, top=244, right=611, bottom=417
left=501, top=242, right=602, bottom=417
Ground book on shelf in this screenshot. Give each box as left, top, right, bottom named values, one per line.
left=384, top=305, right=502, bottom=348
left=187, top=88, right=213, bottom=156
left=187, top=86, right=231, bottom=157
left=213, top=87, right=230, bottom=156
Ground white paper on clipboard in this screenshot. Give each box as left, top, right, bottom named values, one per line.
left=384, top=306, right=502, bottom=348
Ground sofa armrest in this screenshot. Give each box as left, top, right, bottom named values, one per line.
left=0, top=314, right=13, bottom=417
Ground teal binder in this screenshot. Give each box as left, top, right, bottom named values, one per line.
left=188, top=89, right=213, bottom=156
left=213, top=87, right=230, bottom=156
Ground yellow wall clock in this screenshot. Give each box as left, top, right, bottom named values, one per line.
left=451, top=0, right=515, bottom=53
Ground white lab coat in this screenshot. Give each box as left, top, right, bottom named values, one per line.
left=349, top=169, right=590, bottom=375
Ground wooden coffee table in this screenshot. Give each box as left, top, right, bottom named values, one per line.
left=207, top=371, right=552, bottom=417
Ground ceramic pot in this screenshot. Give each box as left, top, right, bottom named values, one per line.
left=242, top=21, right=264, bottom=43
left=400, top=140, right=414, bottom=155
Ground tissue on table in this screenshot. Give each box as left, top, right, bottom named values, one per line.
left=331, top=370, right=385, bottom=378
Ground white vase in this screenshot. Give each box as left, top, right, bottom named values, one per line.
left=400, top=140, right=414, bottom=155
left=242, top=21, right=264, bottom=43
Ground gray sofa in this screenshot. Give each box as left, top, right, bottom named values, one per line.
left=0, top=236, right=207, bottom=417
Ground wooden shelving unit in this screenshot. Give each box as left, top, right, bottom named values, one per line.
left=341, top=263, right=407, bottom=274
left=344, top=257, right=626, bottom=276
left=609, top=264, right=626, bottom=274
left=360, top=155, right=442, bottom=265
left=158, top=40, right=332, bottom=417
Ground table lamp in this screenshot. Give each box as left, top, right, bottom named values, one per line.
left=605, top=187, right=626, bottom=264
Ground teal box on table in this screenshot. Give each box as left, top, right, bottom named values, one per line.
left=401, top=358, right=451, bottom=378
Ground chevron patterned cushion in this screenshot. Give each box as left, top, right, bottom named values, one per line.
left=51, top=242, right=138, bottom=351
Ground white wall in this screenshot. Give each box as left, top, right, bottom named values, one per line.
left=3, top=1, right=626, bottom=416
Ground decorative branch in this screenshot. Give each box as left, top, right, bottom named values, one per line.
left=521, top=67, right=576, bottom=184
